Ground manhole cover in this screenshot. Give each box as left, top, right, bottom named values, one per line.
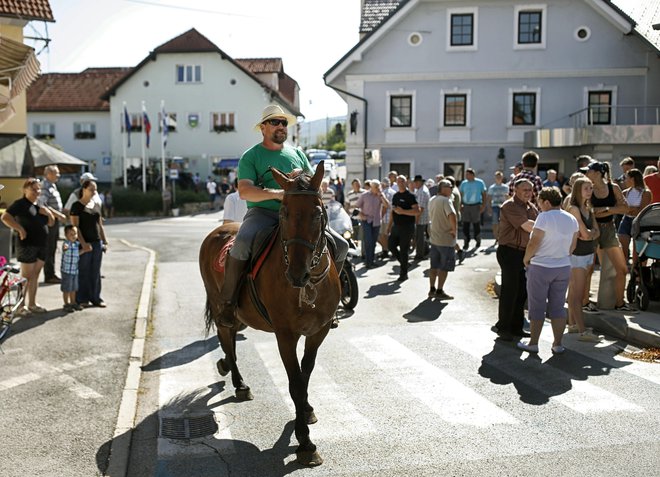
left=159, top=411, right=218, bottom=439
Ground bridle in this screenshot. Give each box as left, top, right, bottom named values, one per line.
left=279, top=189, right=328, bottom=271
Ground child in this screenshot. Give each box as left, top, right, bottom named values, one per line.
left=61, top=225, right=83, bottom=311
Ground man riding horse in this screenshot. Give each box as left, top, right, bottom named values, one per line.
left=218, top=105, right=348, bottom=327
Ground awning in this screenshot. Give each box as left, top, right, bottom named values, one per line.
left=0, top=36, right=41, bottom=125
left=0, top=136, right=87, bottom=177
left=217, top=158, right=240, bottom=168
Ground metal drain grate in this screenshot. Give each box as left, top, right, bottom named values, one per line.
left=159, top=411, right=218, bottom=439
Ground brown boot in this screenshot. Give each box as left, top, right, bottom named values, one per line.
left=218, top=256, right=248, bottom=327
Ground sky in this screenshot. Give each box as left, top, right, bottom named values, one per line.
left=26, top=0, right=362, bottom=121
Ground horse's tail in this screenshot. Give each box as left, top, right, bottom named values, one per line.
left=204, top=296, right=215, bottom=334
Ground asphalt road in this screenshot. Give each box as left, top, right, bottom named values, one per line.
left=2, top=210, right=658, bottom=477
left=107, top=211, right=660, bottom=477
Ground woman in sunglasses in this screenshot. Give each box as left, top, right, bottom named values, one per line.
left=1, top=178, right=55, bottom=314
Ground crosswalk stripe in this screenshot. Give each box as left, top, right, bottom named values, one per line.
left=432, top=327, right=643, bottom=414
left=57, top=374, right=103, bottom=399
left=350, top=335, right=519, bottom=427
left=254, top=341, right=374, bottom=439
left=157, top=347, right=234, bottom=456
left=0, top=372, right=41, bottom=391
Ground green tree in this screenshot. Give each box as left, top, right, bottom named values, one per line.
left=324, top=122, right=345, bottom=152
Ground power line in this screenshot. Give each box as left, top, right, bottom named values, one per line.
left=123, top=0, right=265, bottom=19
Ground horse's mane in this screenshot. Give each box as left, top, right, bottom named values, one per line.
left=289, top=172, right=315, bottom=192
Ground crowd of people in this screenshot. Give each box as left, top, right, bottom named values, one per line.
left=1, top=168, right=109, bottom=316
left=330, top=151, right=660, bottom=353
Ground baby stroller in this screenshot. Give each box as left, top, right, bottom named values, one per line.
left=626, top=203, right=660, bottom=310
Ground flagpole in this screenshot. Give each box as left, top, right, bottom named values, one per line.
left=122, top=101, right=128, bottom=188
left=160, top=99, right=166, bottom=196
left=141, top=100, right=147, bottom=193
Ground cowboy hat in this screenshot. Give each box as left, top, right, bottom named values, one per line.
left=253, top=105, right=297, bottom=131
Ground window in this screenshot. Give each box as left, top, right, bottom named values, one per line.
left=390, top=95, right=412, bottom=127
left=588, top=91, right=612, bottom=125
left=447, top=7, right=478, bottom=50
left=451, top=14, right=473, bottom=46
left=514, top=5, right=546, bottom=49
left=160, top=112, right=178, bottom=132
left=513, top=92, right=537, bottom=125
left=444, top=94, right=467, bottom=126
left=176, top=64, right=202, bottom=83
left=74, top=122, right=96, bottom=140
left=211, top=112, right=236, bottom=132
left=33, top=123, right=55, bottom=140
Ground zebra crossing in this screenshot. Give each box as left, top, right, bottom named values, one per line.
left=154, top=321, right=660, bottom=464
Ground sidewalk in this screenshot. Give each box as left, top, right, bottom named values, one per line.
left=586, top=268, right=660, bottom=349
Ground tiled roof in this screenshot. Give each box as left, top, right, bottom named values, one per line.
left=27, top=67, right=132, bottom=112
left=0, top=0, right=54, bottom=22
left=359, top=0, right=403, bottom=34
left=152, top=28, right=221, bottom=54
left=609, top=0, right=660, bottom=52
left=235, top=58, right=283, bottom=74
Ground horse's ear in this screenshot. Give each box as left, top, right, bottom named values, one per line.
left=270, top=166, right=292, bottom=189
left=310, top=161, right=325, bottom=190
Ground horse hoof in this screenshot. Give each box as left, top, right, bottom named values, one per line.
left=296, top=449, right=323, bottom=466
left=235, top=387, right=254, bottom=401
left=306, top=410, right=318, bottom=425
left=216, top=359, right=229, bottom=377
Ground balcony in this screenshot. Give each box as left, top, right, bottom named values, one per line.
left=524, top=105, right=660, bottom=148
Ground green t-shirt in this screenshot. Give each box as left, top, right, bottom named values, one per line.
left=237, top=144, right=313, bottom=211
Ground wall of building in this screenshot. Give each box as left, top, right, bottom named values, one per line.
left=109, top=51, right=296, bottom=181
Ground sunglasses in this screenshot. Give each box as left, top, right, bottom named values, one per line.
left=264, top=118, right=288, bottom=127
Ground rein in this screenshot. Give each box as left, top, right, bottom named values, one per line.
left=280, top=189, right=328, bottom=272
left=280, top=188, right=331, bottom=308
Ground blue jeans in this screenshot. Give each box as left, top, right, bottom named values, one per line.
left=77, top=240, right=103, bottom=305
left=360, top=221, right=379, bottom=266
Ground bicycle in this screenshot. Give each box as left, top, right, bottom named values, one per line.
left=0, top=259, right=27, bottom=344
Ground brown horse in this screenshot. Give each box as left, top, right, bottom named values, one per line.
left=199, top=162, right=341, bottom=466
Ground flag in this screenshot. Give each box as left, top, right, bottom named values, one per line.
left=161, top=105, right=168, bottom=149
left=123, top=106, right=132, bottom=147
left=143, top=110, right=152, bottom=148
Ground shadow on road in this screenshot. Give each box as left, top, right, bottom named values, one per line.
left=97, top=387, right=307, bottom=476
left=478, top=340, right=631, bottom=406
left=403, top=299, right=447, bottom=322
left=141, top=336, right=219, bottom=372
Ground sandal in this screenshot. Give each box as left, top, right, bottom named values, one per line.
left=28, top=305, right=47, bottom=313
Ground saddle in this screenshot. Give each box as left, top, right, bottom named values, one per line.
left=213, top=225, right=340, bottom=326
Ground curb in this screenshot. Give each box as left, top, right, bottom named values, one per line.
left=105, top=239, right=156, bottom=477
left=585, top=312, right=660, bottom=349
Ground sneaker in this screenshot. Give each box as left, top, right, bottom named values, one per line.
left=63, top=304, right=73, bottom=312
left=72, top=303, right=84, bottom=311
left=397, top=274, right=408, bottom=282
left=614, top=303, right=639, bottom=314
left=435, top=290, right=454, bottom=300
left=582, top=302, right=601, bottom=314
left=457, top=249, right=465, bottom=264
left=566, top=324, right=579, bottom=334
left=551, top=345, right=566, bottom=354
left=578, top=331, right=602, bottom=343
left=516, top=341, right=539, bottom=353
left=428, top=287, right=437, bottom=298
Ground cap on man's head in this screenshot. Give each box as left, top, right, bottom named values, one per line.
left=80, top=172, right=98, bottom=182
left=254, top=104, right=297, bottom=131
left=509, top=162, right=523, bottom=170
left=586, top=161, right=607, bottom=175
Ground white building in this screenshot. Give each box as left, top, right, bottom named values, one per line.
left=325, top=0, right=660, bottom=185
left=27, top=28, right=302, bottom=186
